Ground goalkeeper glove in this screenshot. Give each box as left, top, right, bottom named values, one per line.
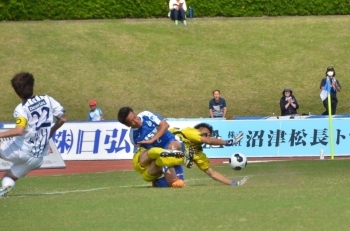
left=225, top=132, right=244, bottom=146
left=225, top=140, right=234, bottom=146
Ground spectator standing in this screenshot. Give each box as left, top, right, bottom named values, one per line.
left=88, top=100, right=103, bottom=121
left=320, top=66, right=341, bottom=115
left=280, top=88, right=299, bottom=116
left=209, top=90, right=227, bottom=118
left=169, top=0, right=187, bottom=27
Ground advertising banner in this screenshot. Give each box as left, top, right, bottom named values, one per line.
left=2, top=116, right=350, bottom=160
left=167, top=118, right=350, bottom=157
left=51, top=121, right=132, bottom=160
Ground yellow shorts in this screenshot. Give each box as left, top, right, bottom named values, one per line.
left=132, top=148, right=160, bottom=182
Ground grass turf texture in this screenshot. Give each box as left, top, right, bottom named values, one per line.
left=1, top=159, right=350, bottom=231
left=0, top=16, right=350, bottom=122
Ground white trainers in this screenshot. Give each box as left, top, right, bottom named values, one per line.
left=0, top=185, right=12, bottom=197
left=237, top=176, right=249, bottom=186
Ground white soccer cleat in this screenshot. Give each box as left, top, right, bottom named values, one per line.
left=237, top=176, right=249, bottom=186
left=0, top=185, right=12, bottom=197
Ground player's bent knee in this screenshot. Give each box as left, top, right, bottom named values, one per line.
left=147, top=161, right=162, bottom=175
left=132, top=149, right=147, bottom=174
left=141, top=169, right=162, bottom=182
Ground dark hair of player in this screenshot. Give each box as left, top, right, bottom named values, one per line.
left=117, top=107, right=134, bottom=125
left=11, top=72, right=34, bottom=99
left=194, top=123, right=213, bottom=135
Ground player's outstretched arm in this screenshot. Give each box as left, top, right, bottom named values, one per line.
left=49, top=114, right=66, bottom=139
left=203, top=167, right=233, bottom=185
left=200, top=136, right=226, bottom=145
left=200, top=132, right=243, bottom=146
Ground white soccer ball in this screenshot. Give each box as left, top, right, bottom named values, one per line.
left=229, top=153, right=247, bottom=170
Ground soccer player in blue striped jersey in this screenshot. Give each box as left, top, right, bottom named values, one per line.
left=118, top=107, right=185, bottom=186
left=0, top=72, right=66, bottom=197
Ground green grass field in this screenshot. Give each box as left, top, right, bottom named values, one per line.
left=2, top=160, right=350, bottom=231
left=1, top=16, right=350, bottom=231
left=0, top=16, right=350, bottom=121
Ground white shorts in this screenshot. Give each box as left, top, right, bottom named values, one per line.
left=0, top=141, right=43, bottom=178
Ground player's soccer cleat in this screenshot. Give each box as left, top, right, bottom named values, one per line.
left=160, top=150, right=184, bottom=158
left=171, top=178, right=186, bottom=188
left=184, top=146, right=195, bottom=168
left=237, top=176, right=249, bottom=186
left=174, top=20, right=179, bottom=26
left=0, top=185, right=12, bottom=197
left=183, top=20, right=188, bottom=27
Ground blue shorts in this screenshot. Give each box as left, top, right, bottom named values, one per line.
left=153, top=165, right=184, bottom=187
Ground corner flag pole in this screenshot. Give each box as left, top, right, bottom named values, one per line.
left=326, top=78, right=335, bottom=160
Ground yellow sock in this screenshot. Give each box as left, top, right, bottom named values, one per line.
left=155, top=157, right=183, bottom=167
left=147, top=147, right=164, bottom=159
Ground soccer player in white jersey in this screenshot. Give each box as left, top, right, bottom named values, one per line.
left=0, top=72, right=66, bottom=197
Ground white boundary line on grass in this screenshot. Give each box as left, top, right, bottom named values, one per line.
left=41, top=187, right=111, bottom=195
left=9, top=171, right=305, bottom=198
left=222, top=160, right=286, bottom=164
left=9, top=187, right=112, bottom=197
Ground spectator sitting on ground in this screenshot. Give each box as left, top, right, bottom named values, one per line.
left=88, top=100, right=103, bottom=121
left=169, top=0, right=187, bottom=27
left=209, top=89, right=227, bottom=118
left=280, top=88, right=299, bottom=116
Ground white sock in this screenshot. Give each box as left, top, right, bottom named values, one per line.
left=2, top=177, right=15, bottom=188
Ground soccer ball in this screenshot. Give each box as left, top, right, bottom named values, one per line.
left=229, top=153, right=247, bottom=170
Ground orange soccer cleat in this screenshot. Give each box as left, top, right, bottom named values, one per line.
left=171, top=179, right=186, bottom=188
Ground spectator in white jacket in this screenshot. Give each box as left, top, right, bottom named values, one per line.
left=169, top=0, right=187, bottom=27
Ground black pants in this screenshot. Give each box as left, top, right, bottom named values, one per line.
left=322, top=97, right=338, bottom=115
left=170, top=8, right=186, bottom=21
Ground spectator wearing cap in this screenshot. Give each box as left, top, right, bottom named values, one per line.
left=209, top=90, right=227, bottom=118
left=280, top=88, right=299, bottom=116
left=88, top=100, right=103, bottom=121
left=320, top=66, right=341, bottom=115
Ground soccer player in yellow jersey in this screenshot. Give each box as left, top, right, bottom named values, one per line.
left=153, top=123, right=249, bottom=186
left=0, top=72, right=66, bottom=197
left=117, top=107, right=187, bottom=187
